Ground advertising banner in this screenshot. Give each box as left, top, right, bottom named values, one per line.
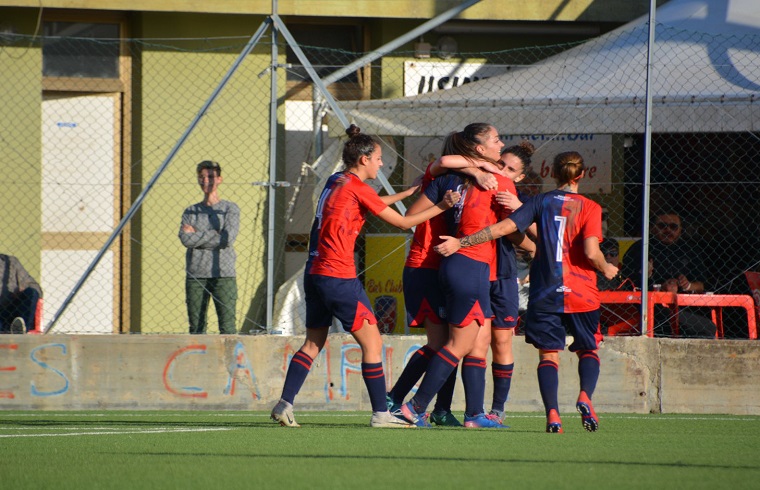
left=365, top=234, right=416, bottom=334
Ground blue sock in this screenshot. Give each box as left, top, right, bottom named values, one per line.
left=280, top=350, right=313, bottom=404
left=462, top=356, right=487, bottom=417
left=537, top=359, right=559, bottom=415
left=389, top=345, right=434, bottom=404
left=491, top=362, right=514, bottom=413
left=433, top=368, right=457, bottom=413
left=577, top=350, right=600, bottom=398
left=410, top=347, right=459, bottom=414
left=362, top=362, right=388, bottom=412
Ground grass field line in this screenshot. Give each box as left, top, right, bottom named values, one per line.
left=1, top=412, right=758, bottom=422
left=0, top=427, right=232, bottom=438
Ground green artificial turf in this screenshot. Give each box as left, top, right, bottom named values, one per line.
left=1, top=411, right=758, bottom=489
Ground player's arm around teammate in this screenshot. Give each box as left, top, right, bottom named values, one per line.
left=435, top=151, right=618, bottom=433
left=396, top=123, right=509, bottom=429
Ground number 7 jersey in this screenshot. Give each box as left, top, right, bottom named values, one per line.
left=509, top=189, right=603, bottom=313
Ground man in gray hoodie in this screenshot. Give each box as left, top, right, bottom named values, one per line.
left=179, top=160, right=240, bottom=334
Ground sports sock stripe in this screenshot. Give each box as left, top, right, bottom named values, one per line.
left=538, top=359, right=558, bottom=370
left=436, top=347, right=460, bottom=367
left=419, top=345, right=435, bottom=359
left=292, top=351, right=314, bottom=370
left=463, top=356, right=486, bottom=368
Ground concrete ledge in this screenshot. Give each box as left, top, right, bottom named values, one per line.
left=1, top=334, right=758, bottom=414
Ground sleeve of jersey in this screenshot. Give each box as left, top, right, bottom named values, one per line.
left=581, top=199, right=603, bottom=241
left=423, top=177, right=441, bottom=203
left=425, top=173, right=460, bottom=203
left=356, top=182, right=389, bottom=215
left=508, top=194, right=539, bottom=233
left=419, top=163, right=436, bottom=193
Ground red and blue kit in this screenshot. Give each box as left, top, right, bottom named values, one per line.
left=509, top=189, right=603, bottom=313
left=306, top=172, right=388, bottom=278
left=405, top=164, right=458, bottom=270
left=455, top=174, right=515, bottom=279
left=439, top=174, right=511, bottom=327
left=491, top=178, right=520, bottom=329
left=304, top=171, right=388, bottom=331
left=403, top=171, right=462, bottom=326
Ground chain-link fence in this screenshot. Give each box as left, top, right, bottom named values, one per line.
left=1, top=11, right=759, bottom=338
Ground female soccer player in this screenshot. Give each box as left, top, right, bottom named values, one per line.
left=396, top=123, right=522, bottom=428
left=270, top=124, right=460, bottom=429
left=483, top=141, right=535, bottom=425
left=435, top=151, right=618, bottom=433
left=387, top=132, right=505, bottom=426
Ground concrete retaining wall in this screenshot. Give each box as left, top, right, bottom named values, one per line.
left=1, top=334, right=758, bottom=414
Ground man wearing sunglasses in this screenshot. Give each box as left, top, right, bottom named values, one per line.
left=597, top=238, right=623, bottom=292
left=621, top=211, right=716, bottom=338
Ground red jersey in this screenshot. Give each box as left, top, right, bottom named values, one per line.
left=404, top=164, right=459, bottom=270
left=306, top=172, right=388, bottom=278
left=455, top=174, right=516, bottom=280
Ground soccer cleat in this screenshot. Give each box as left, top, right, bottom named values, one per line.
left=370, top=411, right=414, bottom=428
left=430, top=410, right=463, bottom=427
left=576, top=391, right=599, bottom=432
left=386, top=393, right=401, bottom=413
left=271, top=399, right=300, bottom=427
left=463, top=412, right=508, bottom=429
left=397, top=402, right=431, bottom=428
left=546, top=409, right=563, bottom=433
left=10, top=317, right=26, bottom=334
left=488, top=409, right=509, bottom=427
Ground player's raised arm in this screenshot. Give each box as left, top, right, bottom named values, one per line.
left=429, top=155, right=499, bottom=190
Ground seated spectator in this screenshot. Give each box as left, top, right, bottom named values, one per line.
left=597, top=238, right=624, bottom=291
left=621, top=211, right=716, bottom=338
left=597, top=238, right=638, bottom=335
left=0, top=254, right=42, bottom=334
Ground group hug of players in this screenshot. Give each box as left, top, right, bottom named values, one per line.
left=270, top=122, right=618, bottom=432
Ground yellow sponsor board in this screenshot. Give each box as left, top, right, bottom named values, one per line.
left=364, top=234, right=423, bottom=334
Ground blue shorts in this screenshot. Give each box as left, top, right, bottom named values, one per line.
left=403, top=266, right=446, bottom=326
left=304, top=273, right=376, bottom=332
left=438, top=254, right=491, bottom=327
left=524, top=308, right=602, bottom=352
left=491, top=278, right=519, bottom=329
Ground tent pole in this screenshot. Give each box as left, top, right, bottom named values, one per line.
left=640, top=0, right=657, bottom=338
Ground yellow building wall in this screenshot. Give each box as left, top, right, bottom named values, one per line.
left=0, top=1, right=656, bottom=22
left=0, top=9, right=43, bottom=278
left=136, top=13, right=281, bottom=333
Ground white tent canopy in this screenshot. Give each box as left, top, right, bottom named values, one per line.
left=331, top=0, right=760, bottom=135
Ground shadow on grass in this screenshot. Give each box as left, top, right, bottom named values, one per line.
left=107, top=451, right=760, bottom=470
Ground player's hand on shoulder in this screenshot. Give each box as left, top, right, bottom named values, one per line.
left=495, top=190, right=522, bottom=211
left=474, top=172, right=498, bottom=191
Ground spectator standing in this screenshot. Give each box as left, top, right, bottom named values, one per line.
left=179, top=160, right=240, bottom=334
